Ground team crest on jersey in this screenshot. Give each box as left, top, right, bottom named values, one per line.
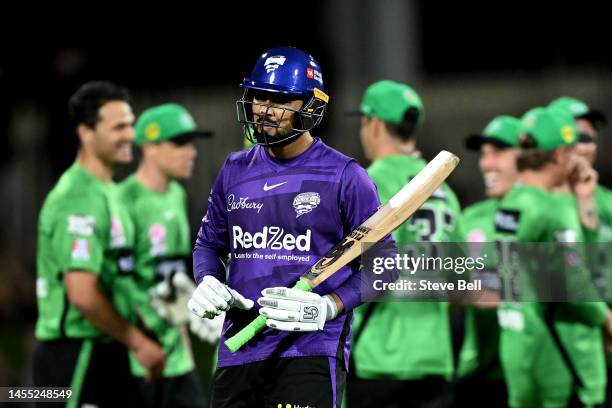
left=149, top=223, right=167, bottom=256
left=110, top=216, right=126, bottom=248
left=67, top=215, right=95, bottom=236
left=293, top=192, right=320, bottom=218
left=71, top=239, right=90, bottom=261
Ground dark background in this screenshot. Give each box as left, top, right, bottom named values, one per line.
left=1, top=1, right=610, bottom=387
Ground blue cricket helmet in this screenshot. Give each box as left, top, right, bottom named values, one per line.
left=241, top=47, right=324, bottom=96
left=237, top=46, right=329, bottom=147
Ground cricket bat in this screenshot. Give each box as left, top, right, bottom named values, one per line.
left=225, top=150, right=460, bottom=352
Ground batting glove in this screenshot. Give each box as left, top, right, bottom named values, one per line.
left=188, top=276, right=254, bottom=320
left=189, top=311, right=225, bottom=344
left=258, top=287, right=339, bottom=332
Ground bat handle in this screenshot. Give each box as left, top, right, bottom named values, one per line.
left=224, top=278, right=313, bottom=352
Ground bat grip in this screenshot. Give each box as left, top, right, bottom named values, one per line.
left=224, top=278, right=313, bottom=352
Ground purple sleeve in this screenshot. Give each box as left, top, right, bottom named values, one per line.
left=193, top=161, right=230, bottom=284
left=333, top=161, right=399, bottom=311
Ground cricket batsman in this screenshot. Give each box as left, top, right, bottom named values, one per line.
left=495, top=106, right=612, bottom=407
left=345, top=80, right=461, bottom=407
left=187, top=46, right=397, bottom=407
left=33, top=82, right=165, bottom=406
left=455, top=115, right=521, bottom=407
left=118, top=103, right=216, bottom=407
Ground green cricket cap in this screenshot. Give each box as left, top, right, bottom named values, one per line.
left=548, top=96, right=607, bottom=128
left=465, top=115, right=520, bottom=151
left=135, top=103, right=213, bottom=146
left=348, top=80, right=425, bottom=125
left=518, top=106, right=578, bottom=150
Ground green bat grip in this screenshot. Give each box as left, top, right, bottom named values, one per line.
left=225, top=278, right=313, bottom=352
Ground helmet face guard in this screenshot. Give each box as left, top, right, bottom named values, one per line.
left=236, top=47, right=329, bottom=147
left=236, top=88, right=328, bottom=147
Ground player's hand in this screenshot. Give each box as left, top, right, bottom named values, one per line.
left=132, top=336, right=166, bottom=382
left=149, top=272, right=196, bottom=325
left=569, top=155, right=598, bottom=198
left=189, top=311, right=225, bottom=344
left=188, top=275, right=254, bottom=319
left=258, top=287, right=339, bottom=332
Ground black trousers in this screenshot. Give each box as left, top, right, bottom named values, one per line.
left=210, top=356, right=346, bottom=408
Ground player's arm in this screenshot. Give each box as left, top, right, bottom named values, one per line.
left=64, top=271, right=165, bottom=379
left=189, top=159, right=254, bottom=320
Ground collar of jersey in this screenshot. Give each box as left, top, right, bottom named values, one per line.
left=258, top=137, right=322, bottom=172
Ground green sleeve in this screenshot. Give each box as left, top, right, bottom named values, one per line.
left=53, top=197, right=108, bottom=275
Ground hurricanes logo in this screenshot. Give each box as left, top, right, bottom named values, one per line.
left=561, top=125, right=575, bottom=144
left=293, top=192, right=320, bottom=218
left=264, top=56, right=286, bottom=73
left=145, top=122, right=161, bottom=141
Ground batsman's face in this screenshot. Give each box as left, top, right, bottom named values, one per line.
left=479, top=144, right=518, bottom=197
left=252, top=92, right=304, bottom=138
left=572, top=119, right=598, bottom=165
left=153, top=140, right=198, bottom=180
left=91, top=101, right=135, bottom=164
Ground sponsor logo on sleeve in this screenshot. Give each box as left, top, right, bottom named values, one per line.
left=71, top=239, right=90, bottom=261
left=149, top=223, right=167, bottom=256
left=67, top=215, right=95, bottom=236
left=110, top=216, right=126, bottom=248
left=293, top=192, right=320, bottom=218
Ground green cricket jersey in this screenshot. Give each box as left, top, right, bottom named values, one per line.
left=352, top=155, right=461, bottom=380
left=456, top=198, right=503, bottom=380
left=118, top=175, right=194, bottom=377
left=496, top=184, right=608, bottom=406
left=36, top=162, right=135, bottom=340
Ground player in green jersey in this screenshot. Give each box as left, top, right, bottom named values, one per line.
left=549, top=96, right=612, bottom=406
left=495, top=106, right=612, bottom=408
left=118, top=103, right=215, bottom=407
left=345, top=80, right=461, bottom=407
left=455, top=115, right=521, bottom=407
left=33, top=81, right=165, bottom=407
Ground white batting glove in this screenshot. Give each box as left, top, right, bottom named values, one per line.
left=149, top=272, right=195, bottom=325
left=189, top=311, right=225, bottom=344
left=258, top=287, right=339, bottom=332
left=188, top=275, right=254, bottom=320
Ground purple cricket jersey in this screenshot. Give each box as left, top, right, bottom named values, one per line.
left=193, top=138, right=397, bottom=368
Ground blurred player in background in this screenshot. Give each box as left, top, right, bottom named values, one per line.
left=495, top=106, right=612, bottom=407
left=118, top=103, right=217, bottom=407
left=188, top=46, right=397, bottom=408
left=33, top=81, right=165, bottom=406
left=346, top=80, right=460, bottom=408
left=455, top=115, right=521, bottom=407
left=549, top=96, right=612, bottom=407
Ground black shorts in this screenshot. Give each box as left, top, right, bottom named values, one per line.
left=136, top=371, right=207, bottom=408
left=210, top=356, right=346, bottom=408
left=33, top=338, right=142, bottom=407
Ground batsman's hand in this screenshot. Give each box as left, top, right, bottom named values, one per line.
left=258, top=287, right=339, bottom=332
left=188, top=276, right=254, bottom=319
left=189, top=311, right=225, bottom=344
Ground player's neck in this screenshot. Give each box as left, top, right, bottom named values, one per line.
left=267, top=132, right=314, bottom=159
left=76, top=149, right=113, bottom=182
left=135, top=160, right=169, bottom=193
left=519, top=170, right=558, bottom=191
left=373, top=140, right=417, bottom=161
